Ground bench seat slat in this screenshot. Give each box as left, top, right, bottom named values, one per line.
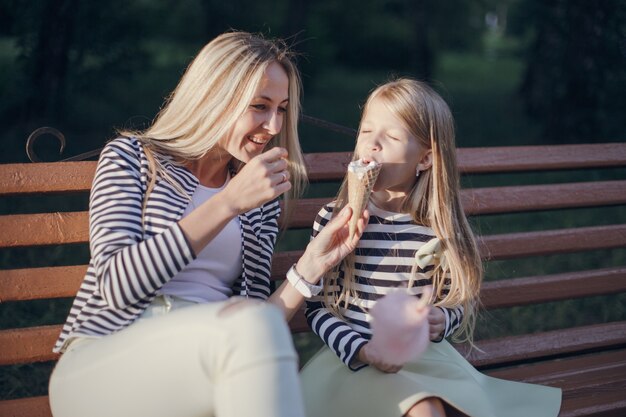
left=1, top=144, right=624, bottom=196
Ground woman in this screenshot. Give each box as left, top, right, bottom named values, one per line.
left=48, top=31, right=367, bottom=417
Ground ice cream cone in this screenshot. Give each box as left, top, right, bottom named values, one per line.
left=347, top=160, right=381, bottom=237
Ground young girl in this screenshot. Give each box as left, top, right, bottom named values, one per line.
left=301, top=79, right=562, bottom=417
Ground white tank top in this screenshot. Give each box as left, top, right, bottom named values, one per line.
left=159, top=174, right=243, bottom=303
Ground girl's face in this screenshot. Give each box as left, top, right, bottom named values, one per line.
left=219, top=62, right=289, bottom=163
left=356, top=96, right=431, bottom=194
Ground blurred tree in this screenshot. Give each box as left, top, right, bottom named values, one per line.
left=2, top=1, right=147, bottom=160
left=305, top=0, right=487, bottom=81
left=22, top=0, right=77, bottom=125
left=515, top=0, right=626, bottom=143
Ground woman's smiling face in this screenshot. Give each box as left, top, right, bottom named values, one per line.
left=219, top=61, right=289, bottom=163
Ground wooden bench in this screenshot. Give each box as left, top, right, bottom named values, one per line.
left=1, top=142, right=625, bottom=417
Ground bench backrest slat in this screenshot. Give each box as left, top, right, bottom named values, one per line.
left=0, top=265, right=85, bottom=301
left=1, top=143, right=625, bottom=196
left=270, top=225, right=626, bottom=276
left=480, top=266, right=626, bottom=309
left=480, top=224, right=626, bottom=260
left=2, top=264, right=623, bottom=308
left=0, top=212, right=88, bottom=248
left=3, top=181, right=625, bottom=247
left=457, top=321, right=626, bottom=368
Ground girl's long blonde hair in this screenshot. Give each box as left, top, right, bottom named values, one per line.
left=119, top=31, right=307, bottom=220
left=324, top=78, right=482, bottom=343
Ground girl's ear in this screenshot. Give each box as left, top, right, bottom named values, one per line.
left=417, top=150, right=433, bottom=172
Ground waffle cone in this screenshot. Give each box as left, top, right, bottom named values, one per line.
left=347, top=164, right=381, bottom=237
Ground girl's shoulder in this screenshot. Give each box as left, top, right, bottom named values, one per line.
left=316, top=200, right=337, bottom=218
left=313, top=201, right=338, bottom=231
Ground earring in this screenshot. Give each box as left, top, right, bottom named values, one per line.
left=416, top=167, right=421, bottom=178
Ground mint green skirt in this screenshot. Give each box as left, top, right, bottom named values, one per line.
left=300, top=341, right=561, bottom=417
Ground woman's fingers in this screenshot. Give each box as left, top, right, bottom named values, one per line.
left=272, top=170, right=290, bottom=185
left=222, top=147, right=293, bottom=213
left=315, top=206, right=352, bottom=240
left=350, top=209, right=369, bottom=245
left=259, top=146, right=288, bottom=163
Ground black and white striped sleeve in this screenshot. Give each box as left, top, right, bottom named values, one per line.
left=305, top=205, right=369, bottom=371
left=438, top=304, right=464, bottom=340
left=432, top=271, right=465, bottom=341
left=247, top=197, right=281, bottom=300
left=88, top=140, right=195, bottom=310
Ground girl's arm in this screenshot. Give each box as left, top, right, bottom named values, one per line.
left=430, top=274, right=465, bottom=341
left=305, top=292, right=370, bottom=371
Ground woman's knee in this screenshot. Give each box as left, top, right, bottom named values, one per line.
left=219, top=300, right=295, bottom=355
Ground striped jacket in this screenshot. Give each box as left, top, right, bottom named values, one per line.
left=54, top=136, right=280, bottom=353
left=305, top=203, right=464, bottom=370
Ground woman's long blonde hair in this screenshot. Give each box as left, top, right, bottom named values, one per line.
left=119, top=31, right=307, bottom=220
left=324, top=78, right=482, bottom=343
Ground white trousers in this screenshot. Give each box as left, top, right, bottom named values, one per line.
left=49, top=296, right=305, bottom=417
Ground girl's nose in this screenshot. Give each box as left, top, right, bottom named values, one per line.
left=365, top=135, right=382, bottom=152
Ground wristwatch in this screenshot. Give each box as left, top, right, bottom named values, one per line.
left=286, top=264, right=323, bottom=298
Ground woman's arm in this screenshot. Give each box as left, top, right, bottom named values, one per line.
left=179, top=147, right=291, bottom=254
left=269, top=205, right=368, bottom=321
left=297, top=206, right=372, bottom=371
left=91, top=141, right=290, bottom=311
left=89, top=140, right=196, bottom=310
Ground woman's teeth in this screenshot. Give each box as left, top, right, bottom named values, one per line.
left=248, top=136, right=269, bottom=145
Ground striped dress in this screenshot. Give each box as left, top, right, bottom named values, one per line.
left=53, top=136, right=280, bottom=353
left=305, top=202, right=463, bottom=370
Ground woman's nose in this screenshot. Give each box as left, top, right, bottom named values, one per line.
left=263, top=111, right=282, bottom=135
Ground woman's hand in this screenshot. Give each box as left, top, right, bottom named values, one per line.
left=356, top=343, right=402, bottom=374
left=221, top=147, right=292, bottom=215
left=296, top=205, right=369, bottom=284
left=268, top=205, right=368, bottom=319
left=428, top=307, right=446, bottom=341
